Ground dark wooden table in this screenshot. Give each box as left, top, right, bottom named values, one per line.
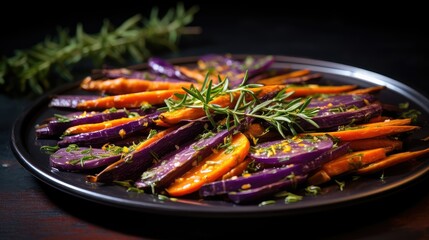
left=2, top=3, right=429, bottom=239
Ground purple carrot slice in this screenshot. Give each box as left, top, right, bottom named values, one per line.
left=50, top=146, right=121, bottom=171
left=135, top=128, right=233, bottom=189
left=199, top=142, right=349, bottom=197
left=57, top=112, right=159, bottom=147
left=49, top=95, right=100, bottom=108
left=36, top=108, right=156, bottom=138
left=227, top=174, right=307, bottom=204
left=92, top=120, right=206, bottom=183
left=148, top=57, right=194, bottom=82
left=301, top=102, right=383, bottom=131
left=250, top=135, right=333, bottom=166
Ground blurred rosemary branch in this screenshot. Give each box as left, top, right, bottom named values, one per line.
left=0, top=3, right=199, bottom=96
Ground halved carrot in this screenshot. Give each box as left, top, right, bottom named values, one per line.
left=308, top=125, right=419, bottom=141
left=87, top=127, right=174, bottom=183
left=348, top=137, right=403, bottom=152
left=356, top=147, right=429, bottom=175
left=347, top=85, right=386, bottom=94
left=80, top=77, right=197, bottom=94
left=157, top=91, right=241, bottom=125
left=166, top=132, right=250, bottom=197
left=322, top=148, right=387, bottom=177
left=286, top=84, right=358, bottom=97
left=221, top=158, right=252, bottom=180
left=307, top=170, right=331, bottom=185
left=158, top=85, right=286, bottom=125
left=359, top=118, right=412, bottom=127
left=76, top=89, right=185, bottom=110
left=64, top=117, right=143, bottom=135
left=366, top=115, right=391, bottom=123
left=178, top=66, right=208, bottom=83
left=256, top=69, right=311, bottom=85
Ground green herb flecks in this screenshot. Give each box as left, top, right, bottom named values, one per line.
left=0, top=3, right=199, bottom=96
left=284, top=192, right=303, bottom=203
left=113, top=180, right=144, bottom=193
left=305, top=185, right=322, bottom=196
left=40, top=145, right=60, bottom=154
left=399, top=102, right=421, bottom=123
left=335, top=179, right=345, bottom=191
left=258, top=200, right=276, bottom=206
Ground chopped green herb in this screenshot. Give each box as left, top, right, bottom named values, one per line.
left=284, top=192, right=303, bottom=203
left=66, top=144, right=80, bottom=152
left=157, top=194, right=170, bottom=201
left=54, top=114, right=71, bottom=122
left=258, top=200, right=276, bottom=206
left=335, top=179, right=345, bottom=191
left=147, top=129, right=158, bottom=139
left=305, top=185, right=321, bottom=196
left=40, top=145, right=60, bottom=154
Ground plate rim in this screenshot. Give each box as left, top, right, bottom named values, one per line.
left=10, top=54, right=429, bottom=218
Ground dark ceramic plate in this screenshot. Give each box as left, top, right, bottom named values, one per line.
left=10, top=55, right=429, bottom=218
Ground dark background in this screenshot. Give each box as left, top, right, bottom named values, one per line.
left=1, top=1, right=428, bottom=96
left=2, top=1, right=429, bottom=239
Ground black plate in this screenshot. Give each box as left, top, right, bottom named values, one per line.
left=10, top=55, right=429, bottom=218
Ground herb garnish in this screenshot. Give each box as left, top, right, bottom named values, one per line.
left=163, top=73, right=319, bottom=138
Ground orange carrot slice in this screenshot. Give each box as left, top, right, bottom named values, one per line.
left=221, top=158, right=252, bottom=180
left=64, top=117, right=143, bottom=135
left=286, top=84, right=358, bottom=97
left=356, top=147, right=429, bottom=175
left=347, top=85, right=386, bottom=94
left=322, top=148, right=387, bottom=177
left=348, top=137, right=403, bottom=152
left=158, top=85, right=286, bottom=125
left=308, top=125, right=419, bottom=141
left=359, top=118, right=412, bottom=127
left=76, top=89, right=185, bottom=110
left=80, top=77, right=197, bottom=94
left=256, top=69, right=311, bottom=85
left=307, top=170, right=331, bottom=185
left=166, top=132, right=250, bottom=197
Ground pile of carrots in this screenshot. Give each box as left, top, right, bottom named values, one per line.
left=38, top=55, right=429, bottom=202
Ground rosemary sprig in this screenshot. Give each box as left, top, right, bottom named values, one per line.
left=0, top=3, right=199, bottom=96
left=163, top=74, right=320, bottom=137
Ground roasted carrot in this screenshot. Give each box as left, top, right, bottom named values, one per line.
left=87, top=128, right=174, bottom=183
left=322, top=148, right=387, bottom=177
left=243, top=123, right=279, bottom=144
left=347, top=85, right=386, bottom=94
left=256, top=69, right=311, bottom=85
left=64, top=117, right=143, bottom=135
left=307, top=170, right=331, bottom=185
left=366, top=115, right=391, bottom=123
left=286, top=84, right=358, bottom=97
left=359, top=118, right=412, bottom=127
left=76, top=89, right=185, bottom=110
left=356, top=147, right=429, bottom=175
left=80, top=77, right=197, bottom=94
left=307, top=125, right=419, bottom=141
left=348, top=137, right=403, bottom=152
left=178, top=66, right=207, bottom=83
left=221, top=158, right=252, bottom=180
left=166, top=132, right=250, bottom=197
left=157, top=91, right=241, bottom=125
left=158, top=85, right=286, bottom=125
